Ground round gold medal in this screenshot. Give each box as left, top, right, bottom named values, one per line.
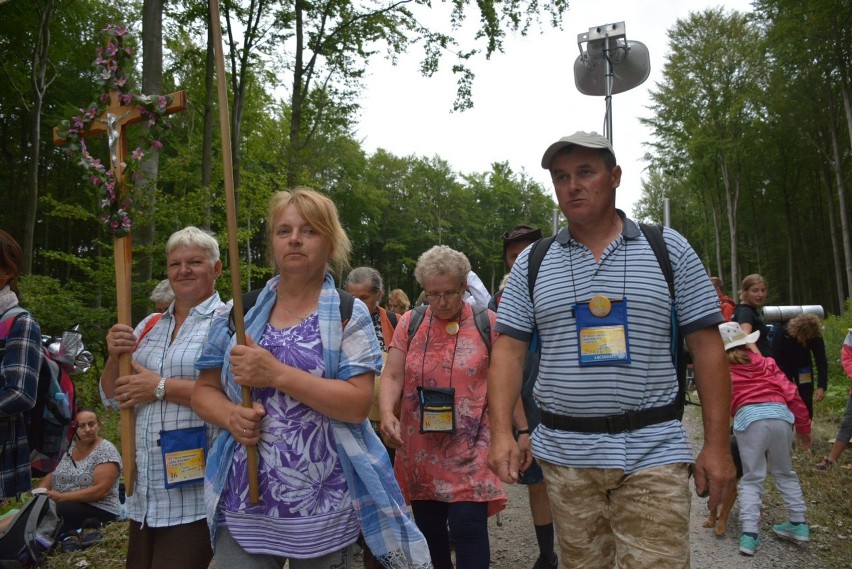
left=446, top=322, right=460, bottom=335
left=589, top=295, right=612, bottom=317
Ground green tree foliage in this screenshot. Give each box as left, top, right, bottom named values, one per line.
left=0, top=2, right=561, bottom=360
left=641, top=2, right=851, bottom=314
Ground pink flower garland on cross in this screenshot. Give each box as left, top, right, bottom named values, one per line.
left=56, top=24, right=178, bottom=237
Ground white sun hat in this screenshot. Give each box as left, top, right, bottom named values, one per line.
left=718, top=321, right=760, bottom=351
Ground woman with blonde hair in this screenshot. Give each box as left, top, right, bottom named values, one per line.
left=772, top=312, right=827, bottom=418
left=387, top=289, right=411, bottom=315
left=192, top=188, right=430, bottom=568
left=733, top=274, right=771, bottom=356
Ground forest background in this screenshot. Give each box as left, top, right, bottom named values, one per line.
left=1, top=0, right=852, bottom=564
left=1, top=1, right=852, bottom=437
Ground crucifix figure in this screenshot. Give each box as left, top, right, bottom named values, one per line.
left=54, top=87, right=187, bottom=497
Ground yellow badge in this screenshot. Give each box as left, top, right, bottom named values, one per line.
left=446, top=322, right=460, bottom=335
left=589, top=295, right=612, bottom=317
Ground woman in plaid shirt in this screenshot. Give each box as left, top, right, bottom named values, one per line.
left=101, top=227, right=225, bottom=569
left=0, top=230, right=41, bottom=501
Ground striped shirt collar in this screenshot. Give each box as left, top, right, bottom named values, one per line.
left=556, top=209, right=642, bottom=246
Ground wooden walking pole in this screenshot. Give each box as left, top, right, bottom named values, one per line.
left=209, top=0, right=260, bottom=504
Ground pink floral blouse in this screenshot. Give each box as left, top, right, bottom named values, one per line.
left=389, top=303, right=506, bottom=516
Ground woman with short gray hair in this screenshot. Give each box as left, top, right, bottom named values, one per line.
left=149, top=279, right=174, bottom=312
left=100, top=225, right=224, bottom=569
left=413, top=245, right=471, bottom=289
left=380, top=245, right=505, bottom=569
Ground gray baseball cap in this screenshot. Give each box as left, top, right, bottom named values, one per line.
left=540, top=131, right=616, bottom=169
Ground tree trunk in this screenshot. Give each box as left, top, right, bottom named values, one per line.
left=720, top=156, right=739, bottom=294
left=287, top=0, right=306, bottom=189
left=828, top=118, right=852, bottom=299
left=822, top=159, right=845, bottom=314
left=137, top=0, right=165, bottom=305
left=842, top=73, right=852, bottom=154
left=711, top=205, right=722, bottom=279
left=22, top=0, right=53, bottom=275
left=200, top=8, right=216, bottom=230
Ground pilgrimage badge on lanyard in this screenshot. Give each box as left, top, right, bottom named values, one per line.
left=159, top=425, right=206, bottom=489
left=575, top=295, right=632, bottom=366
left=417, top=386, right=456, bottom=434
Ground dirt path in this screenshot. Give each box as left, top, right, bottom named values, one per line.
left=682, top=407, right=831, bottom=569
left=351, top=406, right=834, bottom=568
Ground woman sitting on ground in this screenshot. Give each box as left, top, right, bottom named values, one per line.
left=37, top=408, right=121, bottom=533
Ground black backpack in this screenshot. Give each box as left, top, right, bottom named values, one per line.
left=525, top=224, right=691, bottom=417
left=0, top=495, right=60, bottom=568
left=405, top=304, right=492, bottom=355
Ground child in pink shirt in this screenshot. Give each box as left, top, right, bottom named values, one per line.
left=719, top=322, right=811, bottom=557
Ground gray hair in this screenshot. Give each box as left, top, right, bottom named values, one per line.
left=414, top=245, right=471, bottom=287
left=149, top=279, right=175, bottom=304
left=345, top=267, right=384, bottom=293
left=166, top=226, right=220, bottom=264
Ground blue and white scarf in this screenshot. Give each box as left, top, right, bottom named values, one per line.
left=204, top=274, right=431, bottom=568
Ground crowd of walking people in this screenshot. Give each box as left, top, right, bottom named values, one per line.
left=2, top=131, right=850, bottom=568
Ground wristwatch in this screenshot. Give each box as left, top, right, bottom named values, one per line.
left=155, top=377, right=166, bottom=401
left=515, top=428, right=531, bottom=436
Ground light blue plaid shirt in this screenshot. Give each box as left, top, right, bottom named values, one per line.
left=102, top=292, right=225, bottom=527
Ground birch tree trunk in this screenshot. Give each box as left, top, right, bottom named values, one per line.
left=22, top=0, right=53, bottom=275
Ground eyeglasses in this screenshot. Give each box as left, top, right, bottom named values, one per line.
left=424, top=290, right=462, bottom=303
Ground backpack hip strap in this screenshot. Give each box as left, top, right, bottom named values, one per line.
left=540, top=402, right=681, bottom=435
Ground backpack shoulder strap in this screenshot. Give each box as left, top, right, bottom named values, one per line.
left=638, top=223, right=692, bottom=416
left=406, top=305, right=429, bottom=350
left=228, top=289, right=263, bottom=334
left=386, top=309, right=398, bottom=328
left=527, top=235, right=556, bottom=304
left=337, top=289, right=354, bottom=326
left=405, top=304, right=491, bottom=355
left=639, top=223, right=674, bottom=299
left=471, top=304, right=492, bottom=355
left=137, top=312, right=163, bottom=344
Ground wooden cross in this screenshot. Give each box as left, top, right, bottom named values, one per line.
left=54, top=89, right=187, bottom=497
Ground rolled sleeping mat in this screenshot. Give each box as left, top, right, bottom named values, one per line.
left=761, top=305, right=824, bottom=323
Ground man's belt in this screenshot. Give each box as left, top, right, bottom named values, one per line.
left=539, top=403, right=680, bottom=435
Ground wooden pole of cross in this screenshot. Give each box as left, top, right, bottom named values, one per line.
left=54, top=89, right=187, bottom=497
left=209, top=0, right=261, bottom=504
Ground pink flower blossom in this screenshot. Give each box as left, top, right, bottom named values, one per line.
left=120, top=93, right=133, bottom=105
left=158, top=96, right=168, bottom=110
left=152, top=140, right=163, bottom=150
left=131, top=147, right=144, bottom=161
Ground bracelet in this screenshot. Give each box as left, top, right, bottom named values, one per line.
left=515, top=428, right=531, bottom=436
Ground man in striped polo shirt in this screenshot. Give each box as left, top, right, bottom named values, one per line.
left=487, top=131, right=736, bottom=568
